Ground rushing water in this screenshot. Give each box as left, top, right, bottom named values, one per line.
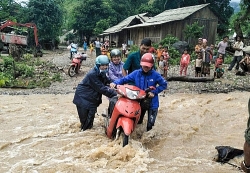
left=0, top=92, right=249, bottom=173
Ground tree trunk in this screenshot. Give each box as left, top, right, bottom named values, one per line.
left=166, top=76, right=214, bottom=82
left=234, top=19, right=243, bottom=38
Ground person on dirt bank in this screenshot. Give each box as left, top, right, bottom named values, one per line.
left=228, top=36, right=244, bottom=72
left=239, top=51, right=250, bottom=73
left=216, top=36, right=229, bottom=63
left=108, top=49, right=124, bottom=82
left=122, top=38, right=152, bottom=76
left=83, top=40, right=87, bottom=53
left=241, top=98, right=250, bottom=173
left=201, top=39, right=212, bottom=77
left=195, top=38, right=203, bottom=55
left=70, top=41, right=78, bottom=59
left=73, top=55, right=117, bottom=131
left=110, top=53, right=167, bottom=131
left=94, top=37, right=101, bottom=57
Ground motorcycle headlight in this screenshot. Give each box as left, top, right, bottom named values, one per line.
left=125, top=88, right=139, bottom=100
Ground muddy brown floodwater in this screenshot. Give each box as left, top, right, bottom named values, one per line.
left=0, top=48, right=249, bottom=172
left=0, top=91, right=249, bottom=173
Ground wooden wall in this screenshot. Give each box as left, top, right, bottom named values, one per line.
left=127, top=6, right=218, bottom=47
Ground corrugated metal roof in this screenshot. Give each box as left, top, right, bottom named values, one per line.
left=102, top=13, right=150, bottom=34
left=125, top=4, right=209, bottom=29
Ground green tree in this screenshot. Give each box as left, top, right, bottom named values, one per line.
left=61, top=0, right=81, bottom=31
left=152, top=0, right=183, bottom=11
left=0, top=0, right=23, bottom=21
left=233, top=0, right=250, bottom=37
left=71, top=0, right=115, bottom=40
left=27, top=0, right=63, bottom=48
left=204, top=0, right=234, bottom=37
left=137, top=3, right=159, bottom=16
left=0, top=0, right=11, bottom=21
left=93, top=19, right=110, bottom=35
left=184, top=21, right=204, bottom=40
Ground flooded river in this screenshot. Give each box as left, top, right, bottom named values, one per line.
left=0, top=91, right=249, bottom=173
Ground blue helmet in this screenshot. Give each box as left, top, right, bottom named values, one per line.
left=95, top=55, right=109, bottom=66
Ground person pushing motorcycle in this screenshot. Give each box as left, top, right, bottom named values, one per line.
left=110, top=53, right=167, bottom=131
left=73, top=55, right=117, bottom=131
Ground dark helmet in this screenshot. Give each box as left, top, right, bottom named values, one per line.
left=95, top=55, right=109, bottom=66
left=140, top=53, right=154, bottom=68
left=110, top=49, right=121, bottom=57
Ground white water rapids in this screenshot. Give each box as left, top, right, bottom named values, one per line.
left=0, top=91, right=249, bottom=173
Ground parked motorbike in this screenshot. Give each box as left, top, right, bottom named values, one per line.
left=102, top=84, right=155, bottom=147
left=68, top=53, right=87, bottom=77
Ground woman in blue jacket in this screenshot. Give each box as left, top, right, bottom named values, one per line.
left=110, top=53, right=167, bottom=131
left=73, top=55, right=117, bottom=131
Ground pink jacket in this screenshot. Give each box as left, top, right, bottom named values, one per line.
left=180, top=54, right=190, bottom=65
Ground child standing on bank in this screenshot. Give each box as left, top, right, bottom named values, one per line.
left=179, top=49, right=190, bottom=76
left=157, top=55, right=165, bottom=76
left=214, top=64, right=224, bottom=78
left=156, top=44, right=163, bottom=65
left=195, top=53, right=203, bottom=77
left=83, top=40, right=87, bottom=53
left=162, top=46, right=170, bottom=78
left=90, top=42, right=94, bottom=56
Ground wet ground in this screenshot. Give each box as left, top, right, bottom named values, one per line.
left=0, top=48, right=249, bottom=172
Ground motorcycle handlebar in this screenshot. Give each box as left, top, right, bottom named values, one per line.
left=145, top=86, right=156, bottom=93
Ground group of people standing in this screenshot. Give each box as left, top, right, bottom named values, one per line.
left=155, top=45, right=171, bottom=78
left=194, top=35, right=250, bottom=79
left=194, top=38, right=214, bottom=77
left=227, top=36, right=250, bottom=75
left=73, top=38, right=167, bottom=132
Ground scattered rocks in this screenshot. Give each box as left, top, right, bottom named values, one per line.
left=1, top=48, right=250, bottom=95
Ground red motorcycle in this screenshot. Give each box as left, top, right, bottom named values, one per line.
left=103, top=84, right=154, bottom=147
left=68, top=53, right=87, bottom=77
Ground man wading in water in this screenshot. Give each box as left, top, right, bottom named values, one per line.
left=241, top=99, right=250, bottom=172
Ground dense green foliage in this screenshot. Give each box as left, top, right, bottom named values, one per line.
left=0, top=0, right=244, bottom=45
left=231, top=0, right=250, bottom=37
left=0, top=54, right=62, bottom=88
left=184, top=22, right=204, bottom=40
left=0, top=0, right=24, bottom=22
left=27, top=0, right=63, bottom=47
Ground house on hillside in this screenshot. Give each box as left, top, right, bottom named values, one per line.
left=101, top=13, right=151, bottom=47
left=125, top=3, right=218, bottom=47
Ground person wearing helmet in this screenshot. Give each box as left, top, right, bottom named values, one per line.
left=73, top=55, right=117, bottom=131
left=70, top=41, right=78, bottom=59
left=122, top=38, right=152, bottom=76
left=108, top=49, right=124, bottom=82
left=110, top=53, right=167, bottom=131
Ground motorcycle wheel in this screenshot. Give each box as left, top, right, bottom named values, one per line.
left=75, top=64, right=79, bottom=74
left=123, top=134, right=129, bottom=147
left=68, top=65, right=76, bottom=77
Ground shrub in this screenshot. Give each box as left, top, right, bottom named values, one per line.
left=52, top=73, right=62, bottom=82
left=16, top=63, right=35, bottom=77
left=159, top=34, right=179, bottom=46
left=129, top=44, right=139, bottom=53
left=3, top=57, right=14, bottom=68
